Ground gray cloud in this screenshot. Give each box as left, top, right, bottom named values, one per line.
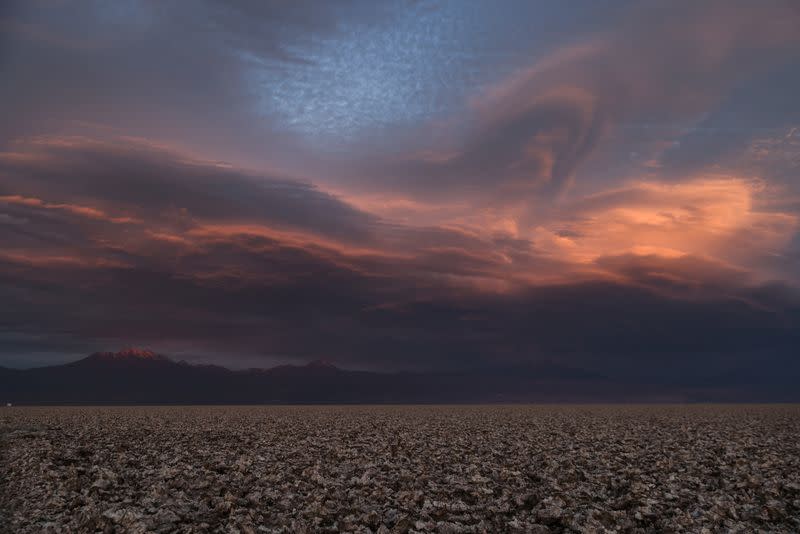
left=0, top=137, right=377, bottom=243
left=359, top=0, right=800, bottom=202
left=0, top=0, right=391, bottom=171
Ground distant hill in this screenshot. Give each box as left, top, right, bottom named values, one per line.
left=0, top=349, right=796, bottom=404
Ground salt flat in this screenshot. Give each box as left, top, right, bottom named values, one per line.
left=1, top=405, right=799, bottom=533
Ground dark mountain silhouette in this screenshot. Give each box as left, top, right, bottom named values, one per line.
left=0, top=349, right=796, bottom=404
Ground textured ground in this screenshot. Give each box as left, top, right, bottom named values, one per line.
left=1, top=405, right=799, bottom=533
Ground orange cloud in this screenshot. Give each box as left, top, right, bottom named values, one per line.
left=531, top=176, right=797, bottom=277
left=0, top=195, right=138, bottom=224
left=2, top=135, right=797, bottom=301
left=0, top=250, right=129, bottom=269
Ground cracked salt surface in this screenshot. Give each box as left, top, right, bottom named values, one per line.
left=1, top=405, right=799, bottom=533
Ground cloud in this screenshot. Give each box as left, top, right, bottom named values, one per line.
left=363, top=0, right=800, bottom=202
left=347, top=173, right=799, bottom=288
left=1, top=137, right=799, bottom=379
left=0, top=0, right=394, bottom=171
left=2, top=1, right=800, bottom=385
left=545, top=177, right=798, bottom=277
left=0, top=136, right=378, bottom=244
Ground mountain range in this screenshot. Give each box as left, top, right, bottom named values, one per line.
left=0, top=349, right=796, bottom=404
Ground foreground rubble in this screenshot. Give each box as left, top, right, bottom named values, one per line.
left=1, top=405, right=799, bottom=533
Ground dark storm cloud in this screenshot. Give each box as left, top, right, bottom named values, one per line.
left=2, top=239, right=798, bottom=381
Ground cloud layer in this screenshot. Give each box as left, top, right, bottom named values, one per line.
left=1, top=138, right=798, bottom=381
left=1, top=1, right=799, bottom=386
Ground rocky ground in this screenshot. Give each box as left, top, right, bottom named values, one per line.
left=1, top=405, right=799, bottom=533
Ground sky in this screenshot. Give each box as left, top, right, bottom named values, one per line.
left=1, top=0, right=800, bottom=382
